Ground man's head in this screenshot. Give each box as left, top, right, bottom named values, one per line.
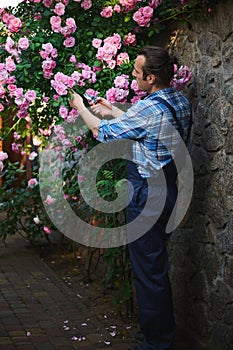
left=133, top=46, right=177, bottom=93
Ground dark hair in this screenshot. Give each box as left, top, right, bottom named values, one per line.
left=137, top=46, right=178, bottom=86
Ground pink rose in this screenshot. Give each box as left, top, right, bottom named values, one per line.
left=13, top=132, right=21, bottom=140
left=133, top=7, right=153, bottom=27
left=28, top=178, right=38, bottom=187
left=42, top=42, right=54, bottom=53
left=113, top=4, right=121, bottom=13
left=34, top=12, right=42, bottom=21
left=67, top=77, right=75, bottom=88
left=53, top=72, right=68, bottom=84
left=5, top=37, right=14, bottom=51
left=0, top=151, right=8, bottom=161
left=92, top=38, right=102, bottom=48
left=5, top=57, right=16, bottom=73
left=85, top=88, right=99, bottom=97
left=62, top=138, right=72, bottom=146
left=7, top=76, right=16, bottom=84
left=42, top=96, right=50, bottom=103
left=114, top=75, right=129, bottom=89
left=101, top=6, right=113, bottom=18
left=25, top=90, right=36, bottom=102
left=18, top=37, right=30, bottom=50
left=69, top=55, right=77, bottom=63
left=78, top=174, right=85, bottom=183
left=116, top=52, right=130, bottom=66
left=54, top=2, right=66, bottom=16
left=11, top=142, right=22, bottom=153
left=63, top=37, right=75, bottom=48
left=171, top=65, right=192, bottom=90
left=40, top=50, right=49, bottom=59
left=43, top=0, right=53, bottom=8
left=106, top=87, right=117, bottom=103
left=51, top=80, right=67, bottom=96
left=8, top=17, right=22, bottom=33
left=42, top=58, right=56, bottom=71
left=17, top=109, right=28, bottom=119
left=50, top=16, right=62, bottom=32
left=115, top=88, right=129, bottom=103
left=59, top=105, right=69, bottom=118
left=143, top=6, right=154, bottom=17
left=7, top=84, right=17, bottom=92
left=29, top=151, right=38, bottom=161
left=0, top=86, right=6, bottom=97
left=81, top=0, right=92, bottom=10
left=149, top=0, right=162, bottom=9
left=14, top=87, right=24, bottom=103
left=0, top=161, right=3, bottom=173
left=65, top=18, right=77, bottom=33
left=123, top=32, right=137, bottom=46
left=51, top=48, right=58, bottom=58
left=43, top=71, right=53, bottom=79
left=0, top=103, right=4, bottom=112
left=43, top=226, right=52, bottom=234
left=45, top=195, right=55, bottom=205
left=33, top=136, right=42, bottom=146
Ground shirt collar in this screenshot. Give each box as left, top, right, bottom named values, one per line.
left=144, top=86, right=175, bottom=100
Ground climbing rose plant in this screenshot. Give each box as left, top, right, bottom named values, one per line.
left=0, top=0, right=215, bottom=240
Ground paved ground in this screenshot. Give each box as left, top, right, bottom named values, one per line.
left=0, top=235, right=196, bottom=350
left=0, top=236, right=138, bottom=350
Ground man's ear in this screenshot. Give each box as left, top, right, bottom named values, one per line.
left=147, top=74, right=156, bottom=85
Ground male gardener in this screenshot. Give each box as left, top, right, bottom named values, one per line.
left=68, top=46, right=192, bottom=350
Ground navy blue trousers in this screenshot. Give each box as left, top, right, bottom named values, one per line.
left=127, top=161, right=178, bottom=350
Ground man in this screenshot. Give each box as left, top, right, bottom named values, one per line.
left=69, top=46, right=192, bottom=350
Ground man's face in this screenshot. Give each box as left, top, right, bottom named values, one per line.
left=132, top=55, right=150, bottom=92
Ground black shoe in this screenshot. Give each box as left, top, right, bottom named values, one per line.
left=133, top=330, right=144, bottom=343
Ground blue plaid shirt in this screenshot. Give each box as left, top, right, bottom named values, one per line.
left=98, top=87, right=192, bottom=178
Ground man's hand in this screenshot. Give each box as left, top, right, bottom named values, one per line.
left=68, top=90, right=86, bottom=112
left=91, top=97, right=112, bottom=117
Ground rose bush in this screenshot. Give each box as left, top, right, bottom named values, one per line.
left=0, top=0, right=216, bottom=242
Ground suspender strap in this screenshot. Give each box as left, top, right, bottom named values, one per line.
left=152, top=96, right=184, bottom=138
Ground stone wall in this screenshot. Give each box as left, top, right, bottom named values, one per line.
left=167, top=1, right=233, bottom=349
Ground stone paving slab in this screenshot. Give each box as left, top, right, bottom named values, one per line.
left=0, top=236, right=137, bottom=350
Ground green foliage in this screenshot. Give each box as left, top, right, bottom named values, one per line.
left=0, top=161, right=52, bottom=243
left=0, top=0, right=217, bottom=309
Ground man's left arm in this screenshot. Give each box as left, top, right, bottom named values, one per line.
left=68, top=91, right=101, bottom=138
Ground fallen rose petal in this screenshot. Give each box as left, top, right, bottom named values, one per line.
left=26, top=331, right=31, bottom=336
left=81, top=322, right=87, bottom=326
left=71, top=336, right=78, bottom=340
left=109, top=331, right=116, bottom=337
